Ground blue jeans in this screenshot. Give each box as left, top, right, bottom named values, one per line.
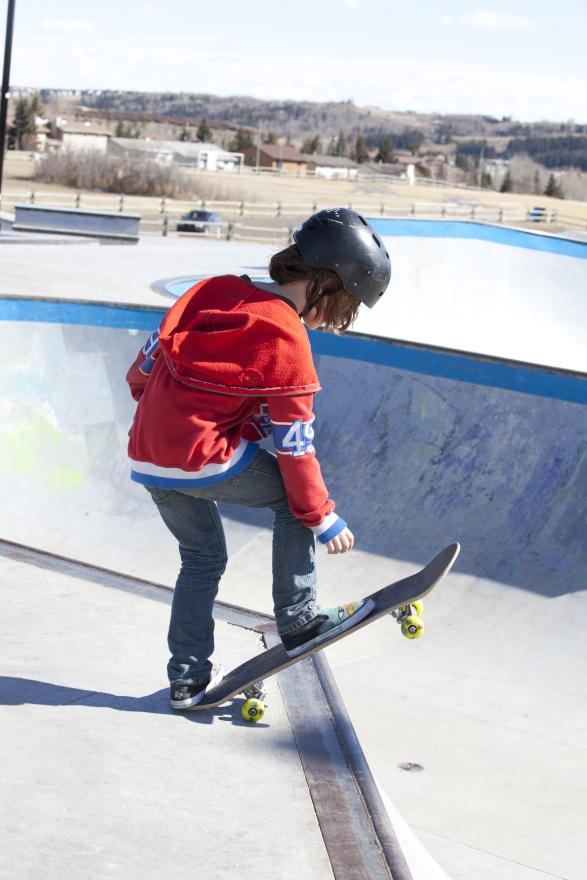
left=146, top=450, right=318, bottom=684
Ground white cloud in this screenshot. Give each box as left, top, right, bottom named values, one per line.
left=443, top=11, right=534, bottom=31
left=14, top=34, right=585, bottom=123
left=344, top=0, right=361, bottom=8
left=41, top=19, right=96, bottom=34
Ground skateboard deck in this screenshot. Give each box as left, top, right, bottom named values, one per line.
left=194, top=542, right=460, bottom=711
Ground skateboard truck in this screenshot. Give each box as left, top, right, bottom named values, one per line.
left=391, top=600, right=424, bottom=639
left=243, top=680, right=268, bottom=703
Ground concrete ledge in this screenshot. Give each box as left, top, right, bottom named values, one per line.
left=13, top=204, right=141, bottom=241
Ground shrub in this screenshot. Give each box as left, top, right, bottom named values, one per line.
left=34, top=150, right=195, bottom=198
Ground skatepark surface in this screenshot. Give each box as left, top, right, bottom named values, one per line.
left=1, top=221, right=586, bottom=879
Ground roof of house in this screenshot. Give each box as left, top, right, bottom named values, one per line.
left=58, top=122, right=111, bottom=137
left=364, top=161, right=409, bottom=176
left=110, top=138, right=238, bottom=160
left=244, top=143, right=307, bottom=163
left=306, top=155, right=359, bottom=168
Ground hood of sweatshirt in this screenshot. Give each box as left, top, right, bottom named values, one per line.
left=158, top=275, right=321, bottom=397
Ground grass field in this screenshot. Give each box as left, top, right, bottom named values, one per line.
left=2, top=152, right=586, bottom=239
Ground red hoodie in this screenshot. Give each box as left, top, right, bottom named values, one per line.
left=126, top=275, right=345, bottom=544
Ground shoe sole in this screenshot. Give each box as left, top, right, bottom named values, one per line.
left=285, top=599, right=375, bottom=658
left=169, top=664, right=224, bottom=710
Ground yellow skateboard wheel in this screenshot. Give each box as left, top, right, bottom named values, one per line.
left=242, top=698, right=265, bottom=723
left=412, top=600, right=424, bottom=616
left=401, top=615, right=424, bottom=639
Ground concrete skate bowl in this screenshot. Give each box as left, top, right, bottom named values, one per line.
left=1, top=294, right=586, bottom=595
left=1, top=288, right=587, bottom=878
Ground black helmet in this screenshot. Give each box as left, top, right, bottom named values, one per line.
left=293, top=207, right=391, bottom=308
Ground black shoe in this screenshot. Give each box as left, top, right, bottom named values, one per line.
left=169, top=663, right=223, bottom=710
left=280, top=615, right=330, bottom=656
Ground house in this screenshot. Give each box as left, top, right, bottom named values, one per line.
left=306, top=155, right=360, bottom=180
left=242, top=143, right=308, bottom=173
left=54, top=120, right=111, bottom=153
left=109, top=138, right=242, bottom=171
left=364, top=161, right=410, bottom=179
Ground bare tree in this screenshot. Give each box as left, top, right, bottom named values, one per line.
left=507, top=155, right=547, bottom=194
left=558, top=169, right=587, bottom=200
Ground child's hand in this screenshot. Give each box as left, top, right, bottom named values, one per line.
left=325, top=527, right=354, bottom=555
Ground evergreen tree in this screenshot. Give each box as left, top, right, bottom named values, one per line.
left=264, top=130, right=278, bottom=145
left=455, top=154, right=471, bottom=173
left=301, top=134, right=321, bottom=154
left=13, top=97, right=37, bottom=149
left=197, top=118, right=212, bottom=142
left=544, top=173, right=563, bottom=198
left=544, top=173, right=556, bottom=196
left=533, top=171, right=542, bottom=194
left=335, top=129, right=347, bottom=157
left=375, top=134, right=395, bottom=164
left=353, top=135, right=368, bottom=163
left=500, top=169, right=513, bottom=193
left=179, top=127, right=191, bottom=142
left=229, top=128, right=254, bottom=151
left=28, top=92, right=42, bottom=119
left=114, top=120, right=139, bottom=138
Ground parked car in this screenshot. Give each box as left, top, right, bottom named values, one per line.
left=176, top=210, right=222, bottom=234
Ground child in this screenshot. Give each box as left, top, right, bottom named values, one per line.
left=126, top=207, right=391, bottom=708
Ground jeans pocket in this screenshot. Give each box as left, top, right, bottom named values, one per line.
left=146, top=487, right=169, bottom=505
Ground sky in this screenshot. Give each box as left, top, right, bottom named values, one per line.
left=2, top=0, right=586, bottom=123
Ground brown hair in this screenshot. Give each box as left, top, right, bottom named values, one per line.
left=268, top=244, right=360, bottom=332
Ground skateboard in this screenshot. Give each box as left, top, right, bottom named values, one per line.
left=194, top=542, right=460, bottom=716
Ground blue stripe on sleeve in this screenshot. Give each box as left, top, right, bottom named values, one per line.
left=317, top=518, right=347, bottom=544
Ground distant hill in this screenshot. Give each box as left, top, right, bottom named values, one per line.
left=42, top=88, right=581, bottom=144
